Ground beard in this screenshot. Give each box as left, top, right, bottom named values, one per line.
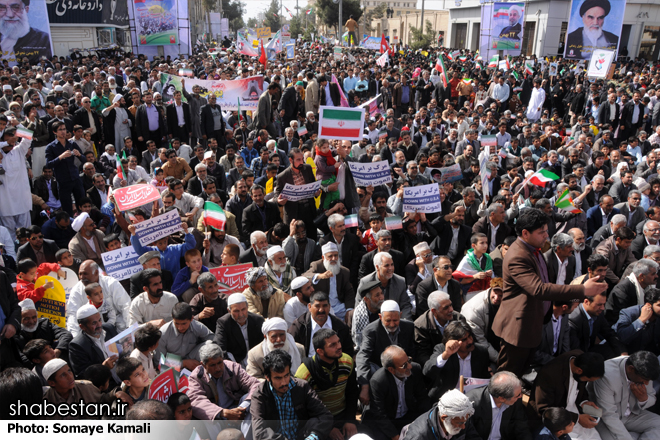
left=150, top=288, right=164, bottom=298
left=267, top=338, right=290, bottom=352
left=573, top=242, right=586, bottom=253
left=255, top=246, right=268, bottom=256
left=270, top=261, right=287, bottom=272
left=442, top=417, right=463, bottom=436
left=256, top=284, right=274, bottom=299
left=21, top=322, right=38, bottom=333
left=0, top=14, right=30, bottom=40
left=323, top=259, right=341, bottom=276
left=584, top=26, right=603, bottom=44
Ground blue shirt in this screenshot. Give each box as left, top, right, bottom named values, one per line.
left=271, top=379, right=299, bottom=440
left=355, top=79, right=369, bottom=93
left=241, top=146, right=259, bottom=165
left=45, top=139, right=84, bottom=183
left=130, top=232, right=196, bottom=275
left=172, top=265, right=210, bottom=297
left=401, top=85, right=410, bottom=104
left=145, top=104, right=160, bottom=131
left=343, top=76, right=358, bottom=92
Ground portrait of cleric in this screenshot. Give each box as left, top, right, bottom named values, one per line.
left=0, top=0, right=52, bottom=63
left=498, top=4, right=523, bottom=40
left=565, top=0, right=622, bottom=59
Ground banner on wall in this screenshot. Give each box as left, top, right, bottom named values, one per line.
left=564, top=0, right=625, bottom=60
left=47, top=0, right=129, bottom=26
left=160, top=73, right=264, bottom=110
left=491, top=2, right=525, bottom=52
left=133, top=0, right=179, bottom=45
left=1, top=0, right=53, bottom=65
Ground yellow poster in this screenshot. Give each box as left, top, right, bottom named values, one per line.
left=34, top=276, right=67, bottom=328
left=306, top=157, right=321, bottom=209
left=265, top=177, right=274, bottom=194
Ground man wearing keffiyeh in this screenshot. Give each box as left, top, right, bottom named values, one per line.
left=265, top=246, right=297, bottom=294
left=242, top=266, right=291, bottom=320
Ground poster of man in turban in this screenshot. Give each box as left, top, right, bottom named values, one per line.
left=564, top=0, right=625, bottom=60
left=491, top=2, right=525, bottom=52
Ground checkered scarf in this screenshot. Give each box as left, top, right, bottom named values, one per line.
left=264, top=261, right=296, bottom=294
left=351, top=300, right=371, bottom=350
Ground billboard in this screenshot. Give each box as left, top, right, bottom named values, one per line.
left=47, top=0, right=129, bottom=26
left=490, top=2, right=525, bottom=52
left=1, top=0, right=52, bottom=65
left=564, top=0, right=625, bottom=60
left=160, top=73, right=265, bottom=111
left=133, top=0, right=178, bottom=45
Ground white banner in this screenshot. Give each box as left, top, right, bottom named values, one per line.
left=160, top=74, right=264, bottom=111
left=101, top=246, right=141, bottom=281
left=347, top=160, right=392, bottom=186
left=587, top=49, right=616, bottom=79
left=134, top=209, right=182, bottom=246
left=403, top=183, right=442, bottom=213
left=281, top=181, right=321, bottom=202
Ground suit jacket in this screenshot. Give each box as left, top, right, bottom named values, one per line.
left=241, top=201, right=282, bottom=243
left=543, top=250, right=576, bottom=285
left=472, top=217, right=511, bottom=252
left=604, top=277, right=640, bottom=325
left=303, top=260, right=355, bottom=310
left=72, top=108, right=102, bottom=142
left=250, top=91, right=272, bottom=130
left=575, top=245, right=592, bottom=278
left=467, top=385, right=532, bottom=440
left=355, top=318, right=415, bottom=385
left=423, top=343, right=490, bottom=401
left=69, top=230, right=107, bottom=266
left=568, top=304, right=626, bottom=355
left=166, top=101, right=191, bottom=136
left=491, top=239, right=586, bottom=348
left=356, top=272, right=413, bottom=320
left=213, top=312, right=264, bottom=364
left=595, top=236, right=637, bottom=285
left=287, top=312, right=354, bottom=359
left=630, top=234, right=654, bottom=260
left=362, top=365, right=431, bottom=439
left=141, top=150, right=158, bottom=171
left=598, top=101, right=620, bottom=130
left=586, top=205, right=620, bottom=238
left=608, top=182, right=636, bottom=205
left=620, top=100, right=646, bottom=132
left=533, top=313, right=572, bottom=365
left=69, top=327, right=118, bottom=377
left=135, top=103, right=166, bottom=140
left=278, top=86, right=301, bottom=121
left=591, top=224, right=613, bottom=249
left=32, top=176, right=59, bottom=204
left=318, top=231, right=365, bottom=289
left=358, top=248, right=405, bottom=280
left=415, top=275, right=463, bottom=317
left=414, top=310, right=465, bottom=366
left=533, top=349, right=589, bottom=417
left=86, top=185, right=108, bottom=210
left=200, top=103, right=225, bottom=137
left=238, top=247, right=259, bottom=267
left=613, top=305, right=660, bottom=355
left=430, top=220, right=473, bottom=268
left=615, top=202, right=646, bottom=230
left=16, top=239, right=59, bottom=264
left=276, top=137, right=300, bottom=155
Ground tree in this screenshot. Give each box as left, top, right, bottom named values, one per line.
left=361, top=3, right=386, bottom=33
left=315, top=0, right=362, bottom=34
left=247, top=17, right=259, bottom=28
left=409, top=20, right=435, bottom=50
left=289, top=14, right=304, bottom=39
left=223, top=0, right=245, bottom=31
left=302, top=23, right=317, bottom=42
left=263, top=0, right=281, bottom=32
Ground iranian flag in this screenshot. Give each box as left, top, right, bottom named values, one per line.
left=306, top=7, right=312, bottom=14
left=475, top=55, right=483, bottom=62
left=525, top=61, right=535, bottom=75
left=461, top=78, right=473, bottom=85
left=452, top=249, right=493, bottom=292
left=555, top=188, right=582, bottom=214
left=499, top=57, right=510, bottom=71
left=297, top=125, right=308, bottom=136
left=117, top=150, right=127, bottom=181
left=16, top=126, right=33, bottom=140
left=475, top=61, right=483, bottom=70
left=435, top=55, right=449, bottom=88
left=178, top=68, right=193, bottom=77
left=203, top=201, right=226, bottom=231
left=458, top=56, right=468, bottom=62
left=528, top=169, right=559, bottom=186
left=488, top=55, right=499, bottom=68
left=318, top=107, right=365, bottom=140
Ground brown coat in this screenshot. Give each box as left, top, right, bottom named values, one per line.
left=491, top=238, right=585, bottom=348
left=243, top=286, right=290, bottom=320
left=595, top=235, right=638, bottom=285
left=532, top=349, right=589, bottom=418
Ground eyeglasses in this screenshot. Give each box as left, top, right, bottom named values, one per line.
left=30, top=235, right=44, bottom=240
left=0, top=3, right=24, bottom=14
left=397, top=357, right=413, bottom=369
left=439, top=264, right=452, bottom=270
left=420, top=253, right=432, bottom=259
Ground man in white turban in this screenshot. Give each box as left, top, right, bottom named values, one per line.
left=264, top=245, right=297, bottom=294
left=403, top=389, right=476, bottom=439
left=16, top=297, right=72, bottom=363
left=246, top=317, right=304, bottom=379
left=68, top=212, right=107, bottom=268
left=242, top=266, right=290, bottom=320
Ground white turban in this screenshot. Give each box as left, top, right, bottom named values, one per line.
left=112, top=94, right=123, bottom=104
left=509, top=5, right=522, bottom=20
left=19, top=298, right=36, bottom=311
left=42, top=358, right=68, bottom=381
left=227, top=293, right=248, bottom=307
left=76, top=303, right=99, bottom=320
left=380, top=300, right=400, bottom=313
left=71, top=212, right=89, bottom=232
left=266, top=246, right=284, bottom=259
left=261, top=317, right=288, bottom=335
left=437, top=389, right=476, bottom=419
left=322, top=242, right=338, bottom=255
left=245, top=267, right=267, bottom=286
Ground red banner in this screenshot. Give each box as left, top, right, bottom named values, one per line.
left=148, top=368, right=177, bottom=403
left=178, top=374, right=189, bottom=394
left=209, top=263, right=254, bottom=295
left=113, top=184, right=162, bottom=211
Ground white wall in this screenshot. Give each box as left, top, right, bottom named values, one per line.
left=50, top=27, right=97, bottom=58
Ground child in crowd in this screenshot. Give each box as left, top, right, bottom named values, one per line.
left=82, top=364, right=112, bottom=393
left=56, top=248, right=82, bottom=275
left=172, top=249, right=209, bottom=302
left=85, top=282, right=115, bottom=327
left=103, top=233, right=122, bottom=251
left=453, top=232, right=493, bottom=294
left=131, top=323, right=162, bottom=380
left=167, top=393, right=193, bottom=421
left=151, top=168, right=168, bottom=193
left=23, top=339, right=57, bottom=386
left=115, top=357, right=151, bottom=405
left=314, top=138, right=340, bottom=209
left=536, top=407, right=577, bottom=440
left=360, top=213, right=383, bottom=252
left=16, top=259, right=64, bottom=302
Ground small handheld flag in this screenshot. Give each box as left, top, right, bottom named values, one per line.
left=203, top=201, right=227, bottom=231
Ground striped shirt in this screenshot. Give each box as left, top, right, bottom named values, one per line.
left=295, top=353, right=354, bottom=416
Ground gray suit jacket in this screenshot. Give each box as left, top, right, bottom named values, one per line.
left=588, top=356, right=657, bottom=439
left=250, top=90, right=272, bottom=130
left=615, top=202, right=646, bottom=229
left=356, top=272, right=413, bottom=320
left=595, top=236, right=638, bottom=285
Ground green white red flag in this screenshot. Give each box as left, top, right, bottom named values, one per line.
left=528, top=169, right=559, bottom=186
left=435, top=55, right=449, bottom=88
left=318, top=107, right=365, bottom=141
left=203, top=201, right=227, bottom=231
left=555, top=188, right=582, bottom=214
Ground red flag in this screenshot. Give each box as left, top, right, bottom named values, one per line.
left=259, top=39, right=267, bottom=68
left=380, top=33, right=389, bottom=54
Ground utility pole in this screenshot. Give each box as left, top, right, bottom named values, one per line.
left=339, top=0, right=343, bottom=44
left=420, top=0, right=425, bottom=35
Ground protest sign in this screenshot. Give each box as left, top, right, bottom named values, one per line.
left=359, top=36, right=381, bottom=50
left=160, top=353, right=182, bottom=372
left=113, top=184, right=162, bottom=211
left=256, top=27, right=271, bottom=38
left=428, top=168, right=443, bottom=183
left=347, top=160, right=392, bottom=186
left=134, top=209, right=182, bottom=246
left=160, top=73, right=265, bottom=111
left=403, top=183, right=442, bottom=213
left=463, top=377, right=491, bottom=392
left=436, top=164, right=463, bottom=184
left=210, top=263, right=254, bottom=295
left=385, top=216, right=403, bottom=230
left=587, top=49, right=615, bottom=79
left=481, top=135, right=497, bottom=147
left=102, top=246, right=141, bottom=281
left=47, top=267, right=78, bottom=301
left=105, top=323, right=138, bottom=356
left=281, top=181, right=322, bottom=202
left=148, top=368, right=178, bottom=403
left=286, top=43, right=295, bottom=60
left=34, top=276, right=66, bottom=328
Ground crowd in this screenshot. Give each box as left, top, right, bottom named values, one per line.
left=0, top=36, right=659, bottom=440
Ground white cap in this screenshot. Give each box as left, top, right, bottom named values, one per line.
left=290, top=276, right=309, bottom=290
left=71, top=212, right=89, bottom=232
left=227, top=293, right=247, bottom=307
left=413, top=242, right=431, bottom=255
left=266, top=245, right=284, bottom=259
left=261, top=317, right=288, bottom=335
left=54, top=85, right=63, bottom=92
left=76, top=303, right=99, bottom=320
left=42, top=358, right=68, bottom=381
left=3, top=85, right=11, bottom=91
left=19, top=298, right=36, bottom=311
left=322, top=242, right=338, bottom=255
left=380, top=300, right=400, bottom=313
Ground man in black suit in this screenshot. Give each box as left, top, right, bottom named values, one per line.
left=423, top=321, right=490, bottom=401
left=467, top=372, right=532, bottom=440
left=141, top=141, right=159, bottom=171
left=276, top=127, right=300, bottom=155
left=358, top=230, right=405, bottom=279
left=213, top=294, right=264, bottom=365
left=598, top=94, right=620, bottom=131
left=71, top=97, right=102, bottom=145
left=287, top=292, right=354, bottom=358
left=68, top=304, right=119, bottom=379
left=318, top=213, right=366, bottom=289
left=166, top=90, right=191, bottom=144
left=46, top=105, right=73, bottom=141
left=605, top=259, right=658, bottom=325
left=239, top=230, right=268, bottom=267
left=472, top=203, right=511, bottom=253
left=415, top=290, right=466, bottom=366
left=86, top=173, right=108, bottom=210
left=277, top=83, right=303, bottom=130
left=355, top=300, right=415, bottom=404
left=242, top=184, right=281, bottom=242
left=362, top=345, right=431, bottom=440
left=618, top=91, right=646, bottom=143
left=616, top=190, right=646, bottom=230
left=415, top=256, right=463, bottom=316
left=586, top=195, right=619, bottom=239
left=16, top=226, right=59, bottom=264
left=632, top=220, right=660, bottom=260
left=430, top=205, right=472, bottom=268
left=135, top=91, right=166, bottom=146
left=544, top=233, right=577, bottom=285
left=532, top=300, right=575, bottom=366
